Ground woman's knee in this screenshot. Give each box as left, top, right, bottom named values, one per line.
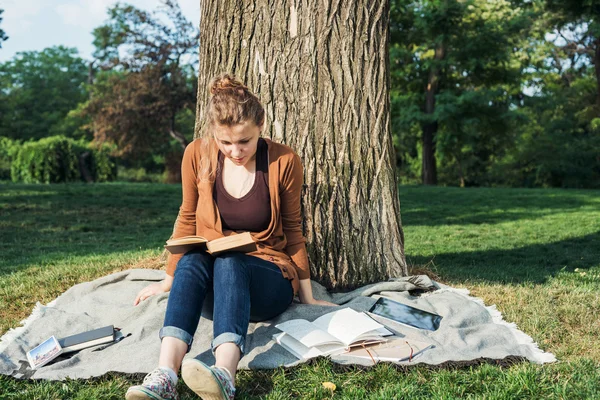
left=213, top=253, right=249, bottom=281
left=214, top=252, right=246, bottom=270
left=175, top=249, right=214, bottom=276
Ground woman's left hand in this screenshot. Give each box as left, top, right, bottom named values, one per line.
left=303, top=298, right=337, bottom=306
left=297, top=279, right=337, bottom=306
left=133, top=277, right=172, bottom=306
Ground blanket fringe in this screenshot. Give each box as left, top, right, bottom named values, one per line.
left=0, top=300, right=56, bottom=355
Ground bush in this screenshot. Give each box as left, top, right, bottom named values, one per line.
left=11, top=136, right=80, bottom=183
left=10, top=135, right=117, bottom=183
left=116, top=166, right=167, bottom=183
left=0, top=137, right=21, bottom=181
left=91, top=145, right=118, bottom=182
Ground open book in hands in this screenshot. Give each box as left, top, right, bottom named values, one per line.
left=273, top=308, right=393, bottom=360
left=164, top=231, right=257, bottom=255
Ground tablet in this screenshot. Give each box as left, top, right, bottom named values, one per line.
left=368, top=297, right=442, bottom=331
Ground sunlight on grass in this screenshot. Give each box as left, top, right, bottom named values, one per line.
left=1, top=183, right=599, bottom=399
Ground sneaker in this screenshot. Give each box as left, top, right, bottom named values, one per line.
left=181, top=358, right=236, bottom=400
left=125, top=367, right=179, bottom=400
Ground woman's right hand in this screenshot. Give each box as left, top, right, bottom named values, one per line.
left=133, top=276, right=173, bottom=306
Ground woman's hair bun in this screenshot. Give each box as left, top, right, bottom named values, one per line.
left=209, top=74, right=247, bottom=96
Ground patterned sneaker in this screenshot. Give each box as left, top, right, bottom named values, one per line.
left=181, top=358, right=236, bottom=400
left=125, top=367, right=179, bottom=400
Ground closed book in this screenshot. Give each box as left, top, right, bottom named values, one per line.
left=58, top=325, right=115, bottom=353
left=27, top=335, right=63, bottom=370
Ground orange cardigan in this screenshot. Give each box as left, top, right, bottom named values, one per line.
left=166, top=137, right=310, bottom=295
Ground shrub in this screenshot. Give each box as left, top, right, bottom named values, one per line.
left=11, top=136, right=80, bottom=183
left=0, top=137, right=21, bottom=181
left=89, top=143, right=118, bottom=182
left=10, top=136, right=117, bottom=183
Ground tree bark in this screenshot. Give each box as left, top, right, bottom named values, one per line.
left=195, top=0, right=407, bottom=289
left=421, top=45, right=445, bottom=185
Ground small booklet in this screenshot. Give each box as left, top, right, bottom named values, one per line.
left=26, top=336, right=63, bottom=370
left=368, top=297, right=442, bottom=331
left=273, top=308, right=393, bottom=360
left=343, top=337, right=433, bottom=363
left=164, top=231, right=257, bottom=255
left=27, top=326, right=116, bottom=369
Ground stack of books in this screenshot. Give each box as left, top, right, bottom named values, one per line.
left=26, top=325, right=116, bottom=370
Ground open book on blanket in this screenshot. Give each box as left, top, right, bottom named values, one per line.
left=164, top=232, right=257, bottom=255
left=343, top=337, right=434, bottom=363
left=273, top=308, right=394, bottom=360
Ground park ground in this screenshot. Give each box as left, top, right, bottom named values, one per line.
left=0, top=183, right=599, bottom=399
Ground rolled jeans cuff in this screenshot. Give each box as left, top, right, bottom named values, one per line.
left=211, top=332, right=245, bottom=355
left=160, top=326, right=193, bottom=353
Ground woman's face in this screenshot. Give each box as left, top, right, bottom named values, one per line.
left=213, top=120, right=262, bottom=167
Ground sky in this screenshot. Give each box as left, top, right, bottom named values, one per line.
left=0, top=0, right=200, bottom=62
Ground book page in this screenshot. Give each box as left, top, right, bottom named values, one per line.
left=207, top=232, right=256, bottom=254
left=275, top=319, right=342, bottom=348
left=166, top=236, right=208, bottom=245
left=312, top=308, right=386, bottom=346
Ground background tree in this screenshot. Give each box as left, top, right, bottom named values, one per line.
left=194, top=0, right=408, bottom=289
left=493, top=0, right=600, bottom=188
left=545, top=1, right=600, bottom=105
left=0, top=46, right=88, bottom=141
left=0, top=9, right=8, bottom=48
left=389, top=0, right=534, bottom=186
left=82, top=0, right=198, bottom=178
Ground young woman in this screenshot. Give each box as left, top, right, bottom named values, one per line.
left=126, top=75, right=334, bottom=400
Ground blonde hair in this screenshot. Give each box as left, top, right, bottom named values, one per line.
left=198, top=74, right=265, bottom=182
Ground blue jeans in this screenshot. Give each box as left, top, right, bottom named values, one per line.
left=159, top=249, right=294, bottom=355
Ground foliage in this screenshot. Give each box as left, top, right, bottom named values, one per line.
left=9, top=135, right=116, bottom=184
left=0, top=46, right=89, bottom=141
left=494, top=72, right=600, bottom=188
left=486, top=0, right=600, bottom=188
left=388, top=0, right=600, bottom=188
left=116, top=166, right=168, bottom=183
left=389, top=0, right=535, bottom=186
left=0, top=9, right=8, bottom=48
left=0, top=136, right=20, bottom=180
left=82, top=66, right=193, bottom=163
left=84, top=0, right=198, bottom=168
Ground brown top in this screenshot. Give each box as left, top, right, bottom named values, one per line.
left=167, top=137, right=310, bottom=295
left=214, top=138, right=271, bottom=232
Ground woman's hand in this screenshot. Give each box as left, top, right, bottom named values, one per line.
left=303, top=298, right=337, bottom=307
left=133, top=276, right=173, bottom=306
left=297, top=279, right=337, bottom=306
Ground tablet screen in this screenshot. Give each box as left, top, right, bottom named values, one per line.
left=368, top=297, right=442, bottom=331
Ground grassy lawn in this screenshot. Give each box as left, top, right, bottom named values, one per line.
left=1, top=183, right=599, bottom=399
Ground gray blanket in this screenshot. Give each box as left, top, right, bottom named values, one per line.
left=0, top=269, right=555, bottom=380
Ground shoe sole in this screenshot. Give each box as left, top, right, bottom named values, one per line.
left=181, top=359, right=228, bottom=400
left=125, top=386, right=165, bottom=400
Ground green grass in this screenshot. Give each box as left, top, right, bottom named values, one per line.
left=1, top=183, right=599, bottom=399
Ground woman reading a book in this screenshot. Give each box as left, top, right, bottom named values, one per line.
left=126, top=75, right=335, bottom=400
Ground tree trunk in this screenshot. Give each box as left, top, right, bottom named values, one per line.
left=421, top=45, right=445, bottom=185
left=594, top=38, right=600, bottom=106
left=195, top=0, right=407, bottom=289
